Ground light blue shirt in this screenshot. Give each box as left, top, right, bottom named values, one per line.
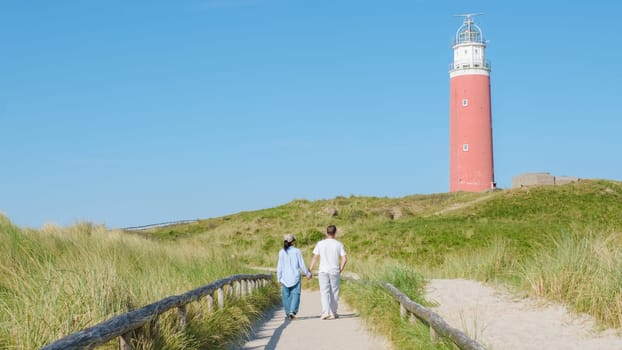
left=277, top=247, right=311, bottom=287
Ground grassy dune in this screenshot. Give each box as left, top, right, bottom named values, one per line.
left=3, top=179, right=622, bottom=349
left=146, top=179, right=622, bottom=334
left=148, top=179, right=622, bottom=272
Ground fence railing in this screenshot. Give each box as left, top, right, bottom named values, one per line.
left=121, top=219, right=198, bottom=231
left=41, top=274, right=273, bottom=350
left=383, top=282, right=486, bottom=350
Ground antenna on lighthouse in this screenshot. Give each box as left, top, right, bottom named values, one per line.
left=454, top=13, right=484, bottom=21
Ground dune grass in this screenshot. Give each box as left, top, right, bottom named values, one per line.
left=0, top=216, right=279, bottom=349
left=521, top=229, right=622, bottom=328
left=417, top=228, right=622, bottom=330
left=4, top=179, right=622, bottom=349
left=146, top=180, right=622, bottom=269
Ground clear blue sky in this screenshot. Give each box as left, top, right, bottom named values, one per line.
left=1, top=1, right=620, bottom=228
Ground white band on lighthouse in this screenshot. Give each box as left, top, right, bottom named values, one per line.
left=449, top=68, right=489, bottom=78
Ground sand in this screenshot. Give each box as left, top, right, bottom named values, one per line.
left=425, top=279, right=622, bottom=350
left=234, top=279, right=622, bottom=349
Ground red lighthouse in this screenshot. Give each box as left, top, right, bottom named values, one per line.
left=449, top=14, right=495, bottom=192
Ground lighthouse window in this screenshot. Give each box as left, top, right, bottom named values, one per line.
left=462, top=99, right=469, bottom=106
left=463, top=144, right=469, bottom=151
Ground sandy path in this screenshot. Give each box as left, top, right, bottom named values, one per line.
left=233, top=290, right=391, bottom=350
left=425, top=279, right=622, bottom=350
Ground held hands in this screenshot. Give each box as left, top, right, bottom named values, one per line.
left=306, top=271, right=313, bottom=280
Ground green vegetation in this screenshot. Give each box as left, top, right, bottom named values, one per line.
left=144, top=179, right=622, bottom=337
left=521, top=229, right=622, bottom=327
left=3, top=179, right=622, bottom=349
left=342, top=264, right=457, bottom=350
left=0, top=217, right=279, bottom=349
left=145, top=179, right=622, bottom=272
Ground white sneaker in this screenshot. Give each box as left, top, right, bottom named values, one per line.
left=320, top=313, right=330, bottom=320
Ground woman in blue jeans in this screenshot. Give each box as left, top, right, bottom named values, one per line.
left=277, top=233, right=312, bottom=320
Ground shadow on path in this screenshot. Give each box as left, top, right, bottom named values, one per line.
left=261, top=320, right=288, bottom=350
left=229, top=306, right=289, bottom=350
left=232, top=290, right=391, bottom=350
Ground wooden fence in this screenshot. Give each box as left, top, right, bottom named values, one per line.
left=383, top=282, right=486, bottom=350
left=121, top=219, right=198, bottom=231
left=41, top=273, right=272, bottom=350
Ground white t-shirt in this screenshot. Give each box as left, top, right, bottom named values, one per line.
left=312, top=238, right=346, bottom=274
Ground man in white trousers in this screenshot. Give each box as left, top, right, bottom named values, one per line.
left=309, top=224, right=347, bottom=320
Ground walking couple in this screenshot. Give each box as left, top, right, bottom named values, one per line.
left=276, top=224, right=347, bottom=321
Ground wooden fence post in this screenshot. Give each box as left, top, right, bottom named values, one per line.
left=430, top=327, right=438, bottom=342
left=217, top=288, right=225, bottom=309
left=119, top=333, right=132, bottom=350
left=206, top=294, right=214, bottom=313
left=234, top=281, right=241, bottom=299
left=150, top=315, right=160, bottom=335
left=241, top=280, right=247, bottom=297
left=178, top=305, right=187, bottom=329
